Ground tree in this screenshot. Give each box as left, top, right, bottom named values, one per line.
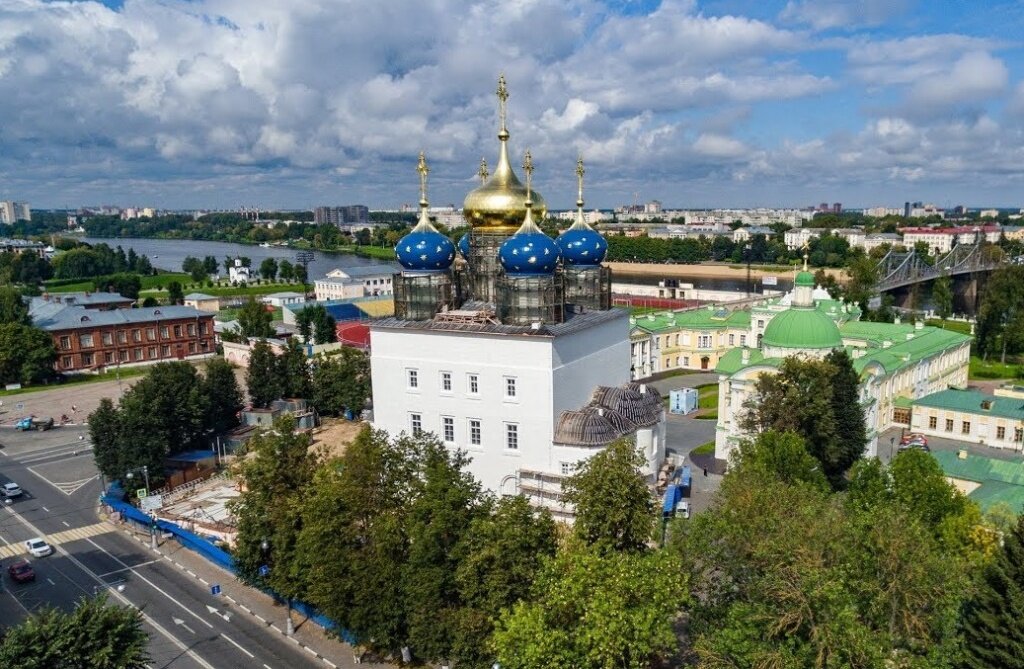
left=89, top=398, right=124, bottom=482
left=0, top=285, right=30, bottom=324
left=94, top=272, right=142, bottom=299
left=259, top=257, right=278, bottom=282
left=246, top=340, right=281, bottom=408
left=237, top=298, right=273, bottom=339
left=741, top=354, right=866, bottom=487
left=296, top=305, right=336, bottom=344
left=294, top=263, right=308, bottom=286
left=202, top=255, right=219, bottom=275
left=961, top=515, right=1024, bottom=669
left=181, top=256, right=206, bottom=283
left=310, top=349, right=370, bottom=416
left=277, top=338, right=310, bottom=399
left=0, top=323, right=56, bottom=385
left=201, top=358, right=243, bottom=436
left=842, top=254, right=880, bottom=312
left=0, top=594, right=149, bottom=668
left=492, top=541, right=685, bottom=669
left=561, top=438, right=654, bottom=552
left=933, top=272, right=953, bottom=320
left=230, top=416, right=317, bottom=621
left=450, top=495, right=557, bottom=667
left=278, top=259, right=294, bottom=281
left=166, top=281, right=184, bottom=305
left=976, top=265, right=1024, bottom=362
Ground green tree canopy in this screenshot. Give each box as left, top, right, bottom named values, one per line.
left=561, top=438, right=654, bottom=552
left=246, top=340, right=281, bottom=408
left=0, top=594, right=149, bottom=668
left=0, top=285, right=30, bottom=324
left=237, top=298, right=273, bottom=339
left=0, top=323, right=56, bottom=385
left=310, top=349, right=370, bottom=416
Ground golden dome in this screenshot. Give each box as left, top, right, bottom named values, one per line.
left=463, top=75, right=546, bottom=233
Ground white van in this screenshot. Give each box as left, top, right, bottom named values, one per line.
left=2, top=482, right=23, bottom=498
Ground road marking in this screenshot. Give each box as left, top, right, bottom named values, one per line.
left=61, top=521, right=70, bottom=527
left=26, top=466, right=97, bottom=496
left=41, top=507, right=49, bottom=513
left=221, top=633, right=255, bottom=658
left=46, top=578, right=54, bottom=585
left=0, top=522, right=113, bottom=559
left=83, top=536, right=215, bottom=630
left=1, top=506, right=217, bottom=669
left=96, top=559, right=158, bottom=578
left=16, top=446, right=94, bottom=466
left=173, top=617, right=195, bottom=634
left=206, top=604, right=231, bottom=622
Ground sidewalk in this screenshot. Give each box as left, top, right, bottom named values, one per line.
left=107, top=516, right=390, bottom=668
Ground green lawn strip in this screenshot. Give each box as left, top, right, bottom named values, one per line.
left=696, top=383, right=719, bottom=409
left=141, top=282, right=304, bottom=299
left=694, top=411, right=718, bottom=420
left=691, top=441, right=715, bottom=456
left=925, top=318, right=972, bottom=335
left=969, top=355, right=1022, bottom=380
left=45, top=273, right=192, bottom=293
left=0, top=367, right=149, bottom=398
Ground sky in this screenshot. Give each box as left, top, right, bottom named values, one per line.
left=2, top=0, right=1024, bottom=210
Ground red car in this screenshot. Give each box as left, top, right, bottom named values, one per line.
left=8, top=560, right=35, bottom=583
left=900, top=433, right=928, bottom=446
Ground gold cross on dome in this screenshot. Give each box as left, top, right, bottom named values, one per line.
left=523, top=150, right=534, bottom=203
left=417, top=151, right=429, bottom=205
left=576, top=155, right=585, bottom=207
left=497, top=74, right=509, bottom=132
left=478, top=157, right=489, bottom=184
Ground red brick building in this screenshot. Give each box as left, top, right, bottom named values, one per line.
left=31, top=304, right=216, bottom=373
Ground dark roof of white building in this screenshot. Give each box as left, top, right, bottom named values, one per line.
left=371, top=307, right=628, bottom=338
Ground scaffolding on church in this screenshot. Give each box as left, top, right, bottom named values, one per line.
left=467, top=232, right=506, bottom=305
left=496, top=273, right=563, bottom=325
left=562, top=266, right=612, bottom=313
left=393, top=273, right=457, bottom=321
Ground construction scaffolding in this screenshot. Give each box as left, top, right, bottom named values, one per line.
left=466, top=231, right=507, bottom=305
left=563, top=265, right=612, bottom=313
left=496, top=273, right=563, bottom=325
left=394, top=272, right=457, bottom=321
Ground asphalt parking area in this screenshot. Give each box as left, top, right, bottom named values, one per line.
left=0, top=429, right=98, bottom=497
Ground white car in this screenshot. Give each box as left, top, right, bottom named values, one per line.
left=24, top=538, right=52, bottom=558
left=2, top=483, right=22, bottom=498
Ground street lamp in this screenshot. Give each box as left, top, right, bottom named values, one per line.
left=126, top=466, right=156, bottom=549
left=261, top=537, right=294, bottom=636
left=889, top=437, right=896, bottom=462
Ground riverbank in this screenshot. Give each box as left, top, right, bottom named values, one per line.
left=604, top=261, right=848, bottom=282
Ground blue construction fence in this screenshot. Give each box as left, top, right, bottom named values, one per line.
left=101, top=484, right=355, bottom=645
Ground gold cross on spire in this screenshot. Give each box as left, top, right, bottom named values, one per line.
left=522, top=149, right=533, bottom=205
left=417, top=151, right=429, bottom=207
left=801, top=240, right=810, bottom=271
left=576, top=155, right=585, bottom=209
left=478, top=157, right=489, bottom=184
left=497, top=73, right=509, bottom=139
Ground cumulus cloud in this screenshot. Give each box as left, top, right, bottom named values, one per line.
left=780, top=0, right=915, bottom=30
left=0, top=0, right=1021, bottom=207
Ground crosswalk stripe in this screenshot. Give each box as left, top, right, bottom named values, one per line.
left=0, top=522, right=113, bottom=559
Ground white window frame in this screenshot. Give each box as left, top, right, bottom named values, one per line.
left=469, top=419, right=481, bottom=446
left=407, top=368, right=419, bottom=390
left=410, top=412, right=422, bottom=436
left=560, top=461, right=574, bottom=476
left=440, top=371, right=452, bottom=393
left=467, top=373, right=479, bottom=396
left=505, top=423, right=519, bottom=451
left=504, top=376, right=517, bottom=400
left=441, top=416, right=455, bottom=443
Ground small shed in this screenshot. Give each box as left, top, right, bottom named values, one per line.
left=669, top=388, right=699, bottom=415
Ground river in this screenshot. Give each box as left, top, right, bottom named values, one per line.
left=79, top=237, right=394, bottom=279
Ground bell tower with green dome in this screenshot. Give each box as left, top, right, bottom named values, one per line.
left=760, top=251, right=843, bottom=359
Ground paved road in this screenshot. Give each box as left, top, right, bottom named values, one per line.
left=0, top=428, right=328, bottom=669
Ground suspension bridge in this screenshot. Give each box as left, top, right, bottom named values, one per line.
left=874, top=244, right=1005, bottom=292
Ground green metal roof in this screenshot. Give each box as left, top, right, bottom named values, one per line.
left=913, top=389, right=1024, bottom=422
left=892, top=396, right=913, bottom=409
left=795, top=271, right=815, bottom=287
left=715, top=347, right=782, bottom=375
left=761, top=307, right=843, bottom=349
left=847, top=324, right=972, bottom=375
left=931, top=450, right=1024, bottom=512
left=631, top=307, right=751, bottom=334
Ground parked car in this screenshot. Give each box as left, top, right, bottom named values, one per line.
left=900, top=433, right=928, bottom=446
left=898, top=441, right=931, bottom=453
left=7, top=560, right=35, bottom=583
left=24, top=538, right=52, bottom=558
left=14, top=416, right=54, bottom=432
left=2, top=482, right=22, bottom=498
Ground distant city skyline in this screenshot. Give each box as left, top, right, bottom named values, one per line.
left=2, top=0, right=1024, bottom=209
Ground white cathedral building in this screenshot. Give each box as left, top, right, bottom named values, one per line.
left=369, top=78, right=665, bottom=517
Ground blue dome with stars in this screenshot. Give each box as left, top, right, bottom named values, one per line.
left=557, top=224, right=607, bottom=267
left=458, top=232, right=471, bottom=259
left=499, top=208, right=560, bottom=275
left=395, top=211, right=455, bottom=272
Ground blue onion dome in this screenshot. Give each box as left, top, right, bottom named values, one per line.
left=458, top=232, right=471, bottom=259
left=556, top=156, right=606, bottom=266
left=499, top=205, right=560, bottom=275
left=395, top=152, right=455, bottom=272
left=557, top=213, right=607, bottom=267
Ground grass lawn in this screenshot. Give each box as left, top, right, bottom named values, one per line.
left=694, top=410, right=718, bottom=420
left=691, top=441, right=715, bottom=456
left=351, top=245, right=396, bottom=260
left=696, top=383, right=719, bottom=410
left=0, top=367, right=149, bottom=398
left=140, top=281, right=304, bottom=299
left=969, top=355, right=1022, bottom=380
left=45, top=272, right=192, bottom=293
left=926, top=318, right=972, bottom=335
left=215, top=306, right=282, bottom=322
